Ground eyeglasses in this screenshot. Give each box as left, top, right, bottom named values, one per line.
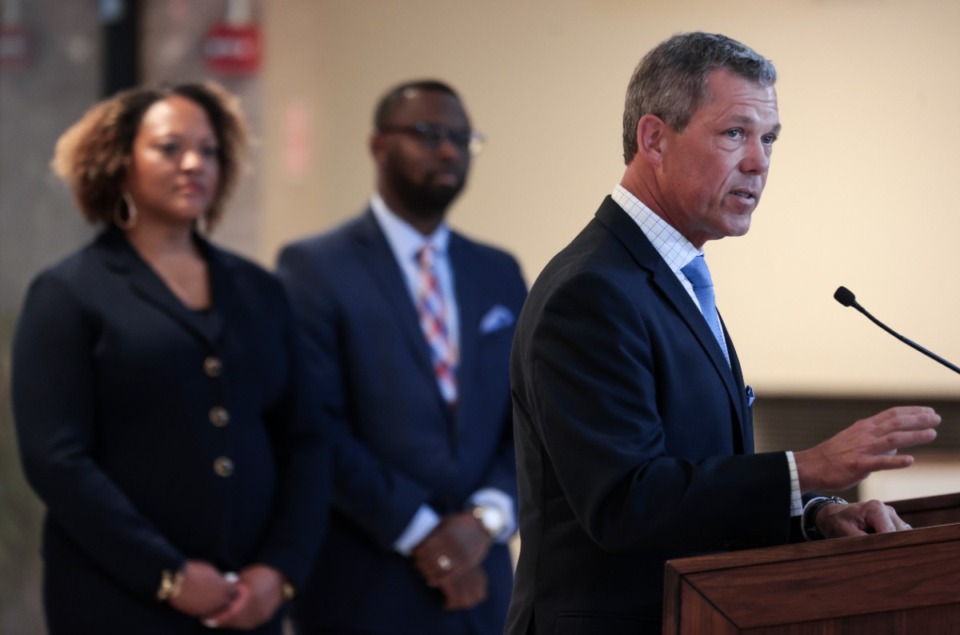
left=378, top=121, right=486, bottom=156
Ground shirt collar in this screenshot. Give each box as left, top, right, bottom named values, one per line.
left=370, top=192, right=451, bottom=261
left=611, top=184, right=702, bottom=273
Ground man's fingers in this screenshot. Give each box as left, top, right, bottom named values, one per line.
left=884, top=428, right=938, bottom=450
left=862, top=453, right=915, bottom=473
left=416, top=550, right=461, bottom=587
left=874, top=407, right=941, bottom=432
left=858, top=501, right=915, bottom=535
left=203, top=583, right=251, bottom=628
left=864, top=507, right=896, bottom=534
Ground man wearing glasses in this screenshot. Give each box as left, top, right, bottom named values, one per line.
left=277, top=80, right=527, bottom=635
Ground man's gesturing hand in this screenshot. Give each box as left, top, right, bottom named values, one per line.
left=795, top=406, right=940, bottom=493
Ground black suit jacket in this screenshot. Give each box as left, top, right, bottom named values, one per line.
left=12, top=226, right=331, bottom=634
left=277, top=209, right=527, bottom=635
left=506, top=198, right=796, bottom=635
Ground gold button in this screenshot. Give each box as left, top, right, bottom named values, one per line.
left=204, top=356, right=223, bottom=377
left=209, top=407, right=230, bottom=427
left=213, top=457, right=234, bottom=477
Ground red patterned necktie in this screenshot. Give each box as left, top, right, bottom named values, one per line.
left=416, top=245, right=458, bottom=403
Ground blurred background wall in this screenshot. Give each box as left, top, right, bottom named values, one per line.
left=2, top=0, right=959, bottom=631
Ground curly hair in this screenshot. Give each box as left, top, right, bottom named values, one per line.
left=622, top=32, right=777, bottom=165
left=50, top=80, right=250, bottom=231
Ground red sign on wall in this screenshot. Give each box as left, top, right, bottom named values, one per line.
left=203, top=23, right=260, bottom=76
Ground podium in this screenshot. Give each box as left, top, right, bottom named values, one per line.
left=663, top=492, right=960, bottom=634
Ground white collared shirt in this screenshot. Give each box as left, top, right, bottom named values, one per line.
left=611, top=184, right=704, bottom=306
left=370, top=193, right=460, bottom=352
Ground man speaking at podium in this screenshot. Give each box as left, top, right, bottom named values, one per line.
left=506, top=31, right=941, bottom=635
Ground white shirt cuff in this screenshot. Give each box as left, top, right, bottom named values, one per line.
left=786, top=451, right=803, bottom=517
left=393, top=505, right=441, bottom=556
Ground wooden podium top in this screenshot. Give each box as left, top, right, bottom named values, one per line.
left=664, top=492, right=960, bottom=634
left=892, top=491, right=960, bottom=528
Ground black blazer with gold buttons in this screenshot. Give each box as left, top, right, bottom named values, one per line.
left=12, top=226, right=331, bottom=634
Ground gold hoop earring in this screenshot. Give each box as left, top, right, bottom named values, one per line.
left=114, top=192, right=137, bottom=229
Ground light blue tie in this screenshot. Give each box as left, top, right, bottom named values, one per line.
left=681, top=255, right=730, bottom=365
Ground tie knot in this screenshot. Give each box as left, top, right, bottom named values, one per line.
left=681, top=255, right=713, bottom=290
left=417, top=244, right=436, bottom=269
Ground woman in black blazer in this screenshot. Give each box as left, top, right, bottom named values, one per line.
left=11, top=81, right=331, bottom=634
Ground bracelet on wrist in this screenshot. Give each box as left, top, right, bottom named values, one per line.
left=156, top=568, right=185, bottom=602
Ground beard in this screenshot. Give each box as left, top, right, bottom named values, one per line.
left=385, top=160, right=468, bottom=219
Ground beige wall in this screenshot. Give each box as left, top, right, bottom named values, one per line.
left=262, top=0, right=960, bottom=398
left=2, top=1, right=958, bottom=631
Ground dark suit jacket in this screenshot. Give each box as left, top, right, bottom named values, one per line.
left=276, top=209, right=527, bottom=635
left=12, top=226, right=331, bottom=635
left=506, top=198, right=797, bottom=635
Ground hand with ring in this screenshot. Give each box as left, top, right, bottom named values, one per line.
left=413, top=511, right=492, bottom=587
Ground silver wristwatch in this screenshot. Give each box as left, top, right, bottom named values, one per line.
left=471, top=505, right=506, bottom=539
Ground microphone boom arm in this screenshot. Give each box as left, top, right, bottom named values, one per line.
left=852, top=304, right=960, bottom=375
left=836, top=285, right=960, bottom=376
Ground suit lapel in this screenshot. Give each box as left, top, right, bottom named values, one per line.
left=723, top=323, right=754, bottom=452
left=96, top=227, right=223, bottom=346
left=447, top=233, right=479, bottom=430
left=200, top=239, right=237, bottom=343
left=594, top=199, right=748, bottom=447
left=353, top=212, right=447, bottom=408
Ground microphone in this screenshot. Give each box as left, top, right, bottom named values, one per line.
left=833, top=286, right=960, bottom=375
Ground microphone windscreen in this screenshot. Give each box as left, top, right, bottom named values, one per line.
left=834, top=286, right=856, bottom=307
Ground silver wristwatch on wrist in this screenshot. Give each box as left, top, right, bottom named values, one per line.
left=471, top=505, right=506, bottom=539
left=801, top=495, right=847, bottom=541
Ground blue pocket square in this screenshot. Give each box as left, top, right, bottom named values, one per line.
left=746, top=385, right=756, bottom=407
left=479, top=305, right=514, bottom=334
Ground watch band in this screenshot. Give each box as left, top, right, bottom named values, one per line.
left=801, top=495, right=848, bottom=541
